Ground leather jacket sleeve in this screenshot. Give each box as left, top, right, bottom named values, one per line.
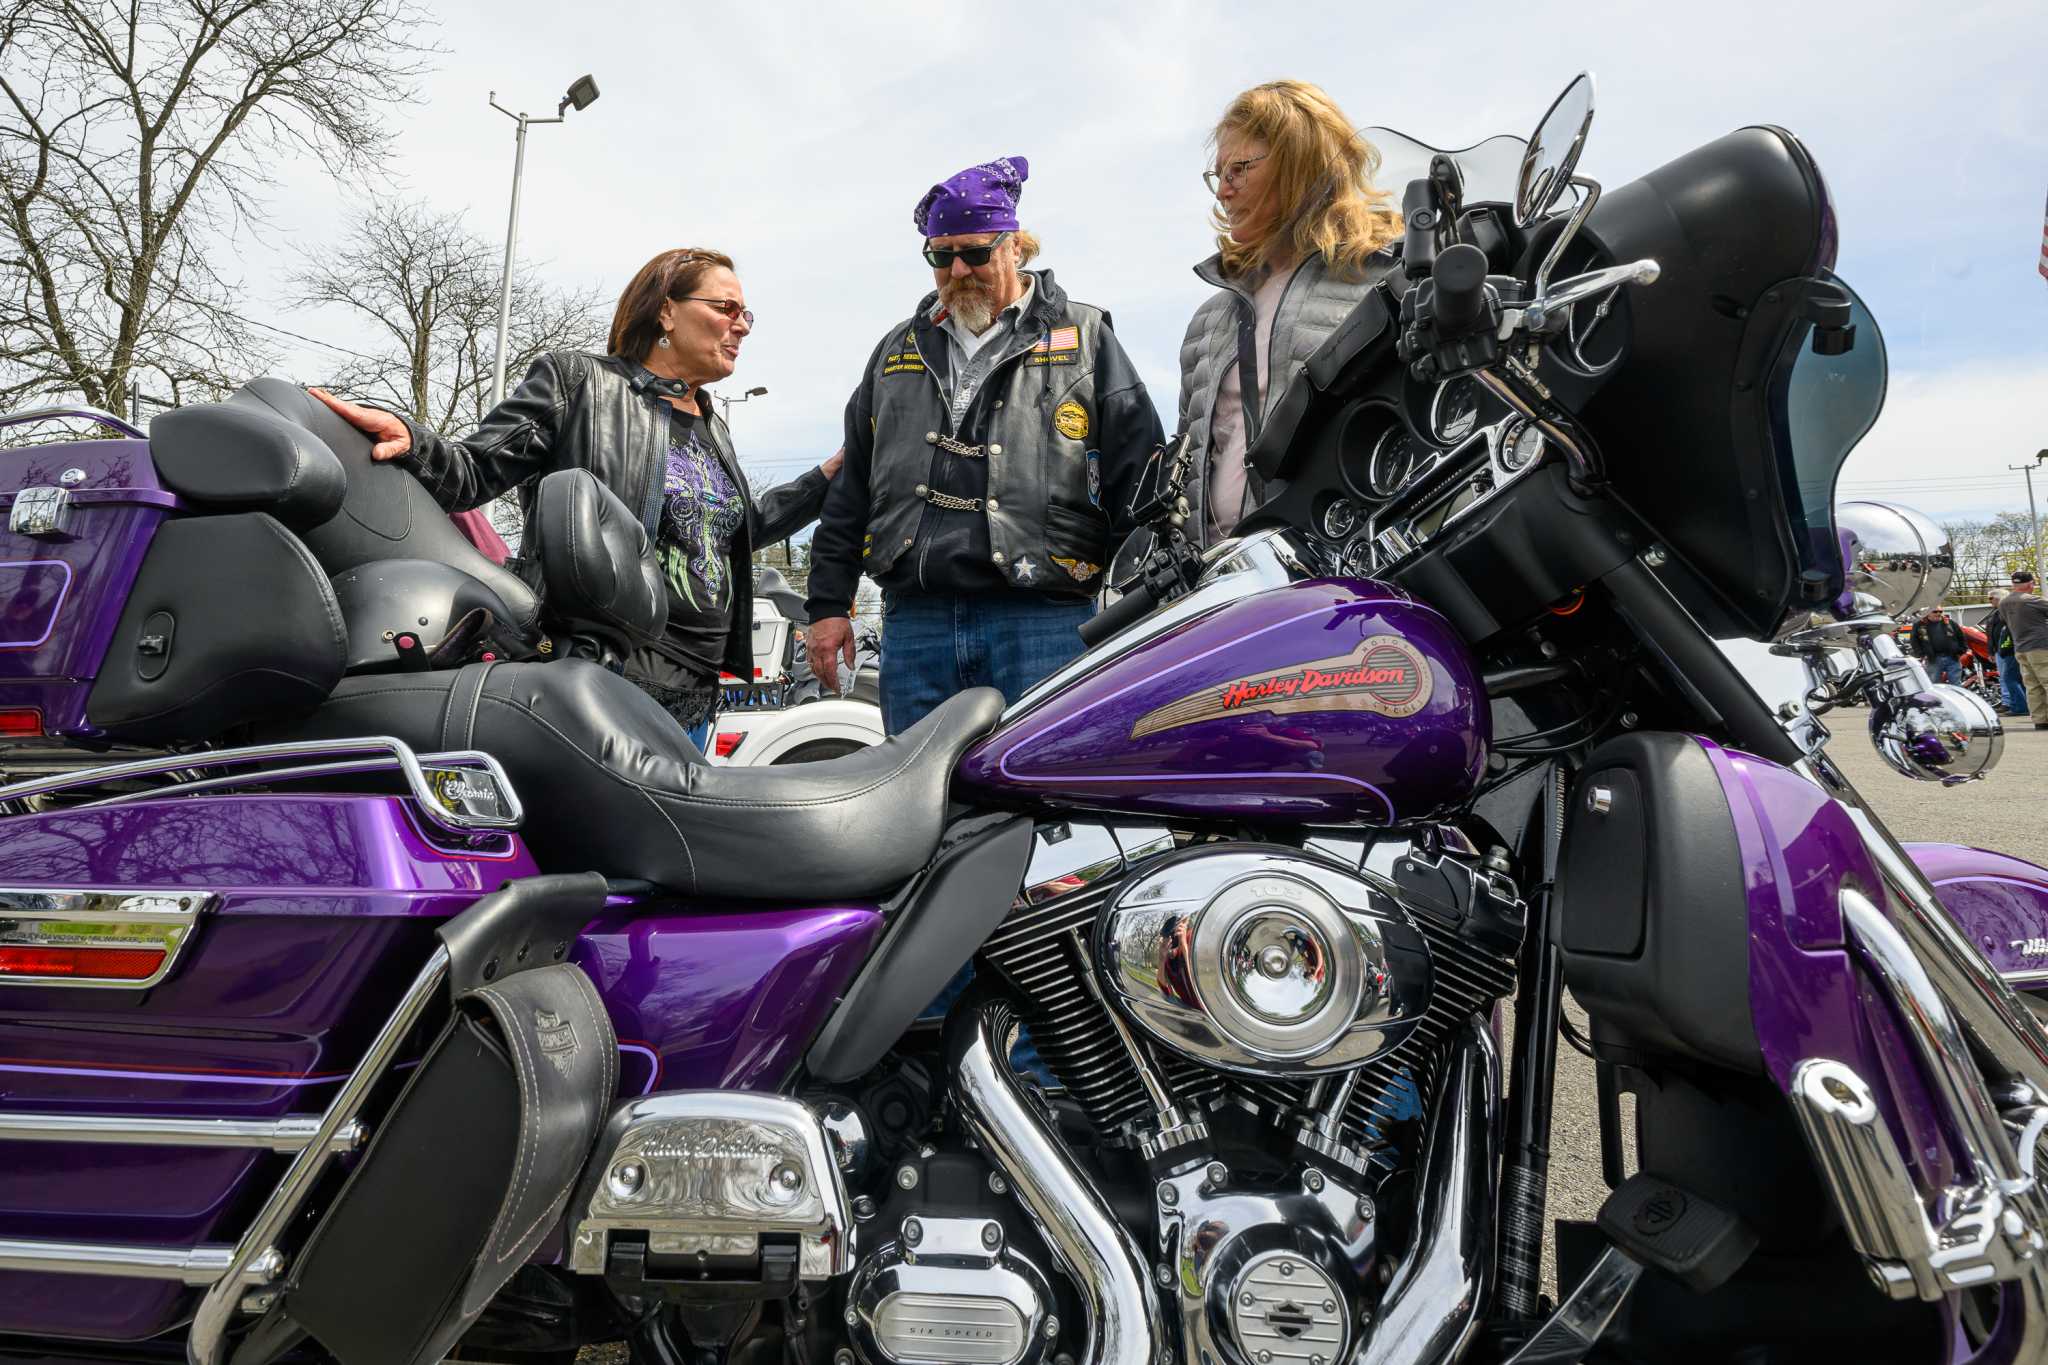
left=805, top=336, right=888, bottom=621
left=401, top=353, right=574, bottom=513
left=750, top=467, right=831, bottom=547
left=1093, top=320, right=1167, bottom=537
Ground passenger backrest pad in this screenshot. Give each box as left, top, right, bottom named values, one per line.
left=232, top=379, right=541, bottom=634
left=148, top=395, right=347, bottom=530
left=87, top=513, right=347, bottom=744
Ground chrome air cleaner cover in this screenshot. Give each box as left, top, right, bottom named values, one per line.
left=1096, top=846, right=1433, bottom=1073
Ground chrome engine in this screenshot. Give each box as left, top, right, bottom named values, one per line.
left=958, top=824, right=1521, bottom=1365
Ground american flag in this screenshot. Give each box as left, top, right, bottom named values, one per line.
left=2041, top=189, right=2048, bottom=282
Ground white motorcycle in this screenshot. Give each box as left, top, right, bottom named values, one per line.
left=704, top=568, right=885, bottom=765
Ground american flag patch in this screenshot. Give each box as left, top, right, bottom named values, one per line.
left=1033, top=325, right=1080, bottom=353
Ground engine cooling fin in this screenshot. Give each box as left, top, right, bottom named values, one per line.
left=979, top=848, right=1518, bottom=1158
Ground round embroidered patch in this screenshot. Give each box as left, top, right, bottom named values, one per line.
left=1054, top=400, right=1090, bottom=441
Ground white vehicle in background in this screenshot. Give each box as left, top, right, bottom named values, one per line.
left=703, top=569, right=885, bottom=766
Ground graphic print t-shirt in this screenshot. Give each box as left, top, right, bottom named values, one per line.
left=651, top=409, right=745, bottom=678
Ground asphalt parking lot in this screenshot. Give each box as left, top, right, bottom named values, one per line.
left=577, top=722, right=2041, bottom=1357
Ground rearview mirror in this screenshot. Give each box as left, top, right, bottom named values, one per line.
left=1516, top=73, right=1594, bottom=226
left=1835, top=500, right=1954, bottom=620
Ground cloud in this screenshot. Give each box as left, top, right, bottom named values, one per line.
left=1837, top=358, right=2048, bottom=522
left=233, top=0, right=2048, bottom=492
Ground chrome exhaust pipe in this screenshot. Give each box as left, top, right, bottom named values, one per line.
left=950, top=997, right=1166, bottom=1365
left=1355, top=1016, right=1502, bottom=1365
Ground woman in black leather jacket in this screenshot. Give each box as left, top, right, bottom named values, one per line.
left=312, top=248, right=841, bottom=745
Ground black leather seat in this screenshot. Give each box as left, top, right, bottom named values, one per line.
left=262, top=661, right=1005, bottom=899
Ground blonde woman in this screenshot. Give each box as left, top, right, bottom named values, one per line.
left=1180, top=80, right=1405, bottom=543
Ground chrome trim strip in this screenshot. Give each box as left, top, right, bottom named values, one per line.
left=0, top=888, right=214, bottom=990
left=0, top=1238, right=281, bottom=1286
left=951, top=997, right=1164, bottom=1365
left=1357, top=1016, right=1501, bottom=1365
left=0, top=737, right=524, bottom=836
left=187, top=944, right=451, bottom=1365
left=0, top=1112, right=363, bottom=1154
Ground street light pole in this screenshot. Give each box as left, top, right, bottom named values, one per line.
left=488, top=76, right=599, bottom=408
left=2010, top=450, right=2048, bottom=579
left=711, top=385, right=769, bottom=423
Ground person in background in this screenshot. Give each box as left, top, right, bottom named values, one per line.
left=804, top=156, right=1162, bottom=733
left=1998, top=570, right=2048, bottom=729
left=1179, top=79, right=1404, bottom=544
left=310, top=248, right=840, bottom=749
left=1989, top=589, right=2026, bottom=716
left=1910, top=606, right=1968, bottom=686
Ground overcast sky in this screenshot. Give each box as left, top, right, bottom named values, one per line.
left=242, top=0, right=2048, bottom=525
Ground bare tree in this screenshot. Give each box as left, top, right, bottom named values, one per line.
left=288, top=204, right=607, bottom=434
left=1943, top=512, right=2040, bottom=601
left=0, top=0, right=434, bottom=414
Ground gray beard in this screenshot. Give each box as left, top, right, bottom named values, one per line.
left=941, top=287, right=996, bottom=335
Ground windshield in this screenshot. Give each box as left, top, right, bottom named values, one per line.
left=1774, top=274, right=1888, bottom=605
left=1364, top=128, right=1527, bottom=207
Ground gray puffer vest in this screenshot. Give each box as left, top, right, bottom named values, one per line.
left=1177, top=249, right=1397, bottom=543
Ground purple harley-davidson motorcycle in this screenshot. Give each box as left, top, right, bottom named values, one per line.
left=3, top=73, right=2047, bottom=1365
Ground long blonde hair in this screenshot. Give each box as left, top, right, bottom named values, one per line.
left=1210, top=80, right=1402, bottom=280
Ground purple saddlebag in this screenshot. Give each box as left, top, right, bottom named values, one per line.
left=261, top=881, right=615, bottom=1365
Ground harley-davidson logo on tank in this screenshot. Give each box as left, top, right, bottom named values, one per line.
left=1131, top=635, right=1434, bottom=738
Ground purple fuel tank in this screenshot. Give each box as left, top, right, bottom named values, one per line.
left=955, top=578, right=1487, bottom=824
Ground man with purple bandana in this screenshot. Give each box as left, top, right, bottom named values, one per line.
left=805, top=156, right=1164, bottom=734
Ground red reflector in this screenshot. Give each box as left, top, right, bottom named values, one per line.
left=713, top=732, right=745, bottom=758
left=0, top=945, right=166, bottom=980
left=753, top=667, right=763, bottom=678
left=0, top=709, right=43, bottom=737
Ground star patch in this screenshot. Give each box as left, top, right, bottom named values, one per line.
left=1013, top=556, right=1039, bottom=584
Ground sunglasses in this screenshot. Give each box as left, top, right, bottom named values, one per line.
left=681, top=295, right=754, bottom=327
left=923, top=231, right=1011, bottom=269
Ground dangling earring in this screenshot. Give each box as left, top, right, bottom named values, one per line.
left=657, top=332, right=672, bottom=349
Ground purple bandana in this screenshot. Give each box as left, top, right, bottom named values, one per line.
left=914, top=156, right=1029, bottom=238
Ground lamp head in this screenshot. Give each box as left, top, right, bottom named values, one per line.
left=560, top=75, right=599, bottom=115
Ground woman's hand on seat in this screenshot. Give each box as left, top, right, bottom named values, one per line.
left=308, top=388, right=413, bottom=462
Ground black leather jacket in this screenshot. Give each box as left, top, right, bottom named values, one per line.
left=398, top=350, right=829, bottom=680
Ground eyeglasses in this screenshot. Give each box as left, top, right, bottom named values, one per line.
left=923, top=232, right=1011, bottom=269
left=682, top=296, right=754, bottom=327
left=1204, top=153, right=1268, bottom=196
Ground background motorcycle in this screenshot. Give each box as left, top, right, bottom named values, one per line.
left=2, top=73, right=2046, bottom=1365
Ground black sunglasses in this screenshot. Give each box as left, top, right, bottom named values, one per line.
left=923, top=231, right=1010, bottom=269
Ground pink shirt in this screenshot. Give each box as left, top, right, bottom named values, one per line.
left=1208, top=264, right=1295, bottom=542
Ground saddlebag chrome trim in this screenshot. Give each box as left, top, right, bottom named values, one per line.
left=0, top=1112, right=363, bottom=1153
left=0, top=888, right=214, bottom=989
left=0, top=1238, right=281, bottom=1286
left=186, top=944, right=451, bottom=1365
left=951, top=996, right=1165, bottom=1365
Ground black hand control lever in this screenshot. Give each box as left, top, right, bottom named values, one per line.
left=1431, top=244, right=1491, bottom=334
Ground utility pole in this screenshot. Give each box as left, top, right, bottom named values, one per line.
left=2011, top=450, right=2048, bottom=579
left=487, top=76, right=599, bottom=408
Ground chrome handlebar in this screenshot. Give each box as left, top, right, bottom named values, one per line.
left=1515, top=258, right=1661, bottom=334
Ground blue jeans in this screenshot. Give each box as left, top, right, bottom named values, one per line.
left=1930, top=654, right=1962, bottom=685
left=2001, top=651, right=2027, bottom=714
left=879, top=592, right=1094, bottom=735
